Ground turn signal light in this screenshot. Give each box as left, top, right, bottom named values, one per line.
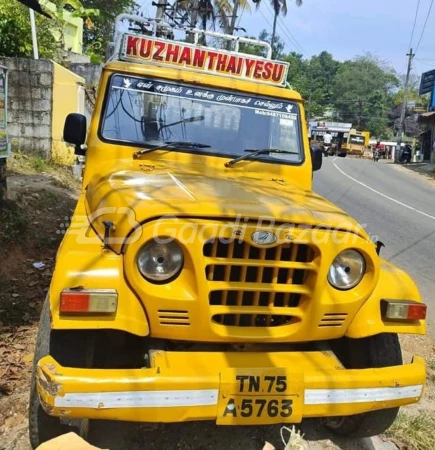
left=60, top=289, right=118, bottom=314
left=382, top=300, right=427, bottom=321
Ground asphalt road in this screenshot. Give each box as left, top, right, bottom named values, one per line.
left=313, top=157, right=435, bottom=336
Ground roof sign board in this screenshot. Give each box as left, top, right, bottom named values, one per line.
left=419, top=69, right=435, bottom=95
left=120, top=34, right=290, bottom=87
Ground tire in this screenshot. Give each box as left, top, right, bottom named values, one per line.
left=324, top=333, right=402, bottom=438
left=29, top=299, right=88, bottom=449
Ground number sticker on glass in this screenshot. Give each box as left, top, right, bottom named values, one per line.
left=217, top=368, right=303, bottom=425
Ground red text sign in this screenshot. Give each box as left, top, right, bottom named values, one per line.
left=120, top=34, right=289, bottom=86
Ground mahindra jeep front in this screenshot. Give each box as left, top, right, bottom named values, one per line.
left=28, top=18, right=426, bottom=449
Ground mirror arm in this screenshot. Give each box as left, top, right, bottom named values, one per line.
left=75, top=144, right=87, bottom=156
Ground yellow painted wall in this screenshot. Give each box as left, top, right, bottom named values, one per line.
left=41, top=1, right=84, bottom=54
left=51, top=63, right=85, bottom=163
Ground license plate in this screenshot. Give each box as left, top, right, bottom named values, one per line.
left=216, top=368, right=303, bottom=425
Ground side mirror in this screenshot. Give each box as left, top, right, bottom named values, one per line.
left=63, top=113, right=87, bottom=156
left=310, top=145, right=323, bottom=171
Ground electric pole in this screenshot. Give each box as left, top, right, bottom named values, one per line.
left=395, top=48, right=415, bottom=162
left=189, top=0, right=199, bottom=42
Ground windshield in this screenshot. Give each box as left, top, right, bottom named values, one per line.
left=101, top=74, right=303, bottom=165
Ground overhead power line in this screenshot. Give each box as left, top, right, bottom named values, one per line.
left=408, top=0, right=421, bottom=49
left=415, top=0, right=435, bottom=54
left=262, top=2, right=306, bottom=55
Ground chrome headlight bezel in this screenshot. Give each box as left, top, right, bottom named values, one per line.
left=137, top=239, right=184, bottom=283
left=327, top=249, right=366, bottom=290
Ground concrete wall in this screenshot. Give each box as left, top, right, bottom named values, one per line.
left=69, top=63, right=102, bottom=89
left=69, top=63, right=102, bottom=122
left=0, top=57, right=85, bottom=160
left=0, top=58, right=54, bottom=158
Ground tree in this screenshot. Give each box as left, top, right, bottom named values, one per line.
left=0, top=0, right=98, bottom=60
left=304, top=51, right=340, bottom=119
left=331, top=53, right=398, bottom=137
left=82, top=0, right=137, bottom=62
left=0, top=2, right=61, bottom=59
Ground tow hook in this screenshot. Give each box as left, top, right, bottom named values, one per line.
left=103, top=221, right=114, bottom=249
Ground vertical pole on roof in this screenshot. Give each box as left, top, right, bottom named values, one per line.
left=29, top=9, right=39, bottom=59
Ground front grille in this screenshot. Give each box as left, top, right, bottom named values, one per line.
left=212, top=313, right=294, bottom=327
left=204, top=239, right=315, bottom=328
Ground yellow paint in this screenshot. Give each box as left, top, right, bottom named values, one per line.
left=43, top=50, right=427, bottom=425
left=51, top=63, right=85, bottom=164
left=346, top=260, right=426, bottom=337
left=342, top=129, right=371, bottom=155
left=41, top=1, right=84, bottom=54
left=37, top=351, right=425, bottom=422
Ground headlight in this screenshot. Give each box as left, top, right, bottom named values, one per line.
left=328, top=250, right=366, bottom=290
left=137, top=239, right=184, bottom=283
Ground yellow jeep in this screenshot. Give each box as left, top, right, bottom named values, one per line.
left=29, top=15, right=427, bottom=448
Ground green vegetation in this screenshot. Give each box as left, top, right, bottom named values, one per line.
left=0, top=2, right=61, bottom=59
left=388, top=411, right=435, bottom=450
left=0, top=0, right=98, bottom=61
left=82, top=0, right=137, bottom=62
left=242, top=31, right=426, bottom=138
left=8, top=152, right=80, bottom=191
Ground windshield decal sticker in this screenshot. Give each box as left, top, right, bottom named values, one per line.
left=120, top=34, right=290, bottom=86
left=112, top=76, right=296, bottom=114
left=254, top=109, right=296, bottom=119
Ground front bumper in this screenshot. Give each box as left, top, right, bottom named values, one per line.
left=37, top=351, right=425, bottom=424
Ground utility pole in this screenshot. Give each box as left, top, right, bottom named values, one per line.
left=154, top=0, right=168, bottom=37
left=29, top=9, right=39, bottom=60
left=228, top=0, right=240, bottom=35
left=395, top=48, right=415, bottom=162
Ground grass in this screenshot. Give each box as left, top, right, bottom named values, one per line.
left=7, top=151, right=80, bottom=191
left=388, top=411, right=435, bottom=450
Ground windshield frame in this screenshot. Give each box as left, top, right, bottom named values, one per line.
left=98, top=73, right=306, bottom=167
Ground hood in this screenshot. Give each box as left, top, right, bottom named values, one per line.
left=85, top=161, right=369, bottom=252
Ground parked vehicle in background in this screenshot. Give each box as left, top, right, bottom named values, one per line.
left=342, top=129, right=370, bottom=157
left=309, top=122, right=352, bottom=158
left=400, top=144, right=412, bottom=164
left=29, top=14, right=427, bottom=449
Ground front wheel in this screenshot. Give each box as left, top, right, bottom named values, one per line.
left=29, top=300, right=88, bottom=449
left=324, top=333, right=402, bottom=438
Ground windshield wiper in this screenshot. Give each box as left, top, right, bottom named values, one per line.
left=133, top=141, right=211, bottom=159
left=225, top=148, right=300, bottom=168
left=159, top=115, right=204, bottom=131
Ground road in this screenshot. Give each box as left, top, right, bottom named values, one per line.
left=81, top=157, right=434, bottom=450
left=314, top=157, right=435, bottom=336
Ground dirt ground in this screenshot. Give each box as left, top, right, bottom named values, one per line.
left=0, top=158, right=434, bottom=450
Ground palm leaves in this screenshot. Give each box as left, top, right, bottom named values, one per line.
left=174, top=0, right=250, bottom=34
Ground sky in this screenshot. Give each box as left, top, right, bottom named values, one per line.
left=139, top=0, right=435, bottom=77
left=237, top=0, right=435, bottom=76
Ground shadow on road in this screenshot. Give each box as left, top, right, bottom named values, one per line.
left=88, top=419, right=378, bottom=450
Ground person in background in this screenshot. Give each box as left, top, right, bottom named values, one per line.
left=323, top=131, right=333, bottom=145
